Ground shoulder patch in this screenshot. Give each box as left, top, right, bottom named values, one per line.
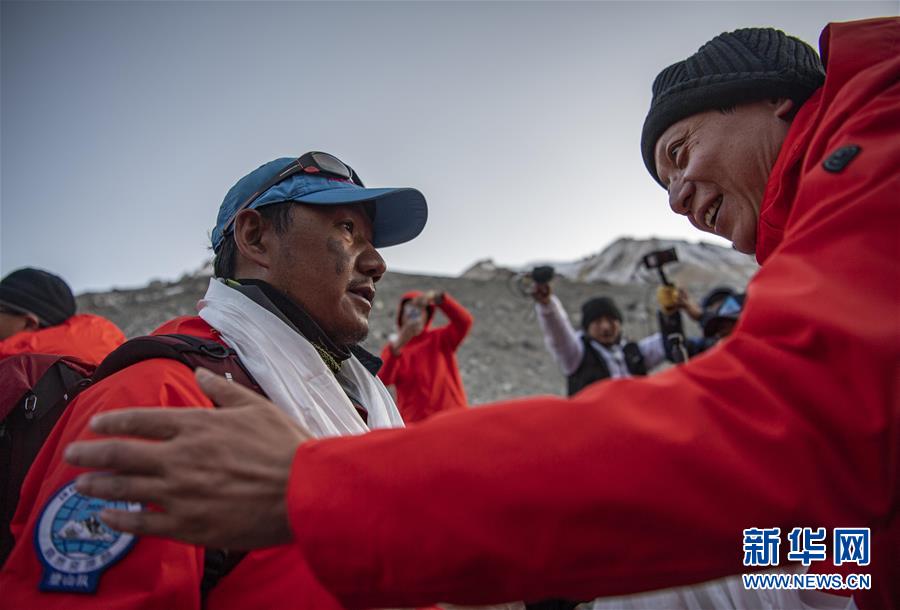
left=34, top=481, right=141, bottom=593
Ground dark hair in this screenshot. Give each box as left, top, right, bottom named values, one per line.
left=212, top=202, right=296, bottom=279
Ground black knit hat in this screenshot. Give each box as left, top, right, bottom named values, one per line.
left=0, top=268, right=76, bottom=326
left=700, top=286, right=735, bottom=310
left=641, top=27, right=825, bottom=187
left=581, top=297, right=622, bottom=330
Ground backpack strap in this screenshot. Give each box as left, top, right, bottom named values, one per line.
left=0, top=354, right=93, bottom=422
left=1, top=355, right=94, bottom=567
left=93, top=334, right=263, bottom=396
left=200, top=548, right=248, bottom=599
left=92, top=333, right=263, bottom=595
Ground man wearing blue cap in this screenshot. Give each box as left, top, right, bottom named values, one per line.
left=0, top=152, right=427, bottom=609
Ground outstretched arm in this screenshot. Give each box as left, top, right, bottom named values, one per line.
left=434, top=292, right=474, bottom=351
left=534, top=294, right=584, bottom=376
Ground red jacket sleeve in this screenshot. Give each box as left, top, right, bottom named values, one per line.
left=377, top=342, right=401, bottom=386
left=282, top=52, right=899, bottom=610
left=0, top=359, right=214, bottom=610
left=433, top=292, right=473, bottom=352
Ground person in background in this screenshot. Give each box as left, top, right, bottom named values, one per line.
left=660, top=285, right=745, bottom=360
left=531, top=282, right=672, bottom=394
left=0, top=268, right=124, bottom=364
left=700, top=291, right=744, bottom=342
left=695, top=286, right=731, bottom=332
left=379, top=290, right=472, bottom=423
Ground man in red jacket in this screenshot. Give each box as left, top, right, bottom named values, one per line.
left=65, top=18, right=899, bottom=610
left=0, top=267, right=124, bottom=364
left=0, top=152, right=427, bottom=609
left=379, top=290, right=472, bottom=423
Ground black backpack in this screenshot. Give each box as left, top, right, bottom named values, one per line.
left=0, top=334, right=263, bottom=593
left=0, top=354, right=95, bottom=564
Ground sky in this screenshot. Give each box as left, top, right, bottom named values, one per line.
left=2, top=1, right=895, bottom=293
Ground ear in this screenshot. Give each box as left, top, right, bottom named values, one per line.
left=232, top=209, right=275, bottom=272
left=771, top=97, right=796, bottom=121
left=22, top=313, right=40, bottom=331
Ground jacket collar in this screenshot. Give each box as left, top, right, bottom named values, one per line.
left=228, top=279, right=382, bottom=376
left=754, top=90, right=822, bottom=265
left=754, top=19, right=892, bottom=264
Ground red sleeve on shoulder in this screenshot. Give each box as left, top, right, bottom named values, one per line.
left=0, top=359, right=212, bottom=610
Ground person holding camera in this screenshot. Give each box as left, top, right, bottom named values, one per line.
left=531, top=277, right=668, bottom=395
left=378, top=290, right=473, bottom=423
left=663, top=286, right=745, bottom=360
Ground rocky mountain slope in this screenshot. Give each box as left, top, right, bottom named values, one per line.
left=463, top=237, right=758, bottom=288
left=77, top=238, right=757, bottom=404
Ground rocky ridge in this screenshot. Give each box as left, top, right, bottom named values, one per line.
left=77, top=238, right=757, bottom=404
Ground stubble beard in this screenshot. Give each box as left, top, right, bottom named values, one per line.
left=336, top=314, right=369, bottom=346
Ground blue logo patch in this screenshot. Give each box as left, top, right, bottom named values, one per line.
left=34, top=481, right=141, bottom=593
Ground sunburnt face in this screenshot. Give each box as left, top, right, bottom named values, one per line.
left=266, top=203, right=386, bottom=346
left=653, top=99, right=794, bottom=254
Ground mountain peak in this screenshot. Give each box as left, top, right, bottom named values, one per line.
left=462, top=236, right=758, bottom=288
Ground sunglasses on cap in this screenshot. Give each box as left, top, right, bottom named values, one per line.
left=222, top=151, right=365, bottom=236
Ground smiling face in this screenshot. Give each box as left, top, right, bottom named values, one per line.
left=653, top=99, right=794, bottom=253
left=233, top=202, right=386, bottom=346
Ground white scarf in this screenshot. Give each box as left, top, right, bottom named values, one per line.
left=197, top=278, right=404, bottom=438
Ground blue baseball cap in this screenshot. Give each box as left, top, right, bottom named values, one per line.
left=211, top=156, right=428, bottom=252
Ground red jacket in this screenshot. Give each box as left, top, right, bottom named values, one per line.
left=0, top=314, right=125, bottom=365
left=284, top=18, right=899, bottom=609
left=378, top=291, right=473, bottom=423
left=0, top=316, right=342, bottom=610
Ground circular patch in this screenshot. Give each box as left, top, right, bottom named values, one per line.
left=34, top=481, right=141, bottom=593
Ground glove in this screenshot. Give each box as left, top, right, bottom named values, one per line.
left=657, top=285, right=680, bottom=314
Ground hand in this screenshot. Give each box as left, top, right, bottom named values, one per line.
left=410, top=291, right=438, bottom=308
left=64, top=368, right=311, bottom=549
left=656, top=285, right=680, bottom=315
left=531, top=282, right=551, bottom=305
left=677, top=288, right=703, bottom=321
left=393, top=317, right=425, bottom=352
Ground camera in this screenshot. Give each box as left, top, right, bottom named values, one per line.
left=403, top=302, right=423, bottom=322
left=509, top=265, right=556, bottom=299
left=531, top=265, right=555, bottom=285
left=642, top=248, right=678, bottom=270
left=642, top=248, right=678, bottom=286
